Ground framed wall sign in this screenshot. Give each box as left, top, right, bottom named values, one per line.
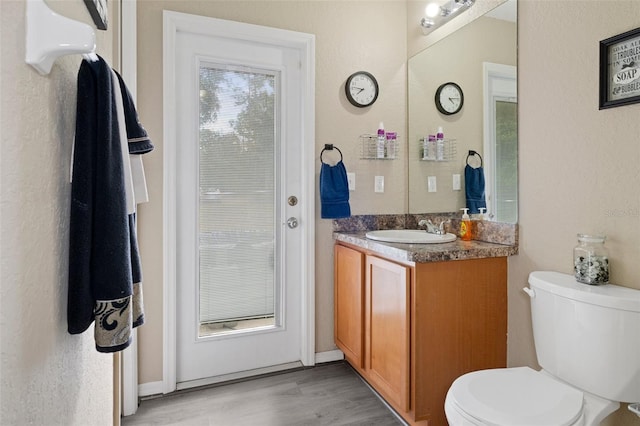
left=599, top=27, right=640, bottom=109
left=84, top=0, right=108, bottom=30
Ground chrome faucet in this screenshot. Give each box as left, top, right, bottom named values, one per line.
left=418, top=219, right=449, bottom=235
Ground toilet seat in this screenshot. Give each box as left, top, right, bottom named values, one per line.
left=446, top=367, right=584, bottom=426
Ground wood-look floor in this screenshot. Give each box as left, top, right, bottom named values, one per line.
left=123, top=362, right=404, bottom=426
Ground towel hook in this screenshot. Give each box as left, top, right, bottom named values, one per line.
left=466, top=150, right=483, bottom=167
left=25, top=0, right=97, bottom=75
left=320, top=144, right=343, bottom=164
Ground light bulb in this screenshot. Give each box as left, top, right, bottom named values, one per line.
left=425, top=2, right=441, bottom=18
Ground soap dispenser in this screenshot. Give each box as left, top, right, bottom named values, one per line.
left=460, top=208, right=472, bottom=241
left=473, top=207, right=486, bottom=240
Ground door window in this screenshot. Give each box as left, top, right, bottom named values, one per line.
left=198, top=64, right=279, bottom=337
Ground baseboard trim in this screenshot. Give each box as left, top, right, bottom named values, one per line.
left=138, top=381, right=164, bottom=397
left=315, top=349, right=344, bottom=364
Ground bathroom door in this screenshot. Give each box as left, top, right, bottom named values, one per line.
left=170, top=14, right=315, bottom=387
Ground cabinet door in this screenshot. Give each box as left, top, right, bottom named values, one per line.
left=334, top=245, right=365, bottom=368
left=365, top=255, right=410, bottom=412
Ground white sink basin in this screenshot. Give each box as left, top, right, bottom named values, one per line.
left=365, top=230, right=457, bottom=244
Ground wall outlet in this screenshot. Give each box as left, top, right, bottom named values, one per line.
left=347, top=172, right=355, bottom=191
left=453, top=174, right=461, bottom=191
left=428, top=176, right=437, bottom=192
left=374, top=176, right=384, bottom=193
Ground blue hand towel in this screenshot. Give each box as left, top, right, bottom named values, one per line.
left=320, top=160, right=351, bottom=219
left=465, top=164, right=487, bottom=214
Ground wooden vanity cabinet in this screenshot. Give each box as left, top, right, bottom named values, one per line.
left=334, top=242, right=507, bottom=426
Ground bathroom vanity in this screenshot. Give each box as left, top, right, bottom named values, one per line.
left=334, top=230, right=516, bottom=426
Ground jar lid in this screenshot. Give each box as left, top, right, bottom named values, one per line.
left=577, top=234, right=606, bottom=243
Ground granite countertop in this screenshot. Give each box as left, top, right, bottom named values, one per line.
left=334, top=231, right=518, bottom=264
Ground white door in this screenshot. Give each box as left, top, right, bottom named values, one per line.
left=167, top=13, right=315, bottom=388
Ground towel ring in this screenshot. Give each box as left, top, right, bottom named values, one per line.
left=320, top=144, right=343, bottom=164
left=466, top=150, right=483, bottom=167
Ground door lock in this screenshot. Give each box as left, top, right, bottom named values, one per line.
left=288, top=196, right=298, bottom=206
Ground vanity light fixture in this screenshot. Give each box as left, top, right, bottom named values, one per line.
left=425, top=2, right=441, bottom=18
left=420, top=0, right=475, bottom=35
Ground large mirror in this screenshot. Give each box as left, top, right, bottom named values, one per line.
left=408, top=0, right=518, bottom=223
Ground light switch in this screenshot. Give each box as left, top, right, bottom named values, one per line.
left=428, top=176, right=437, bottom=192
left=347, top=172, right=355, bottom=191
left=375, top=176, right=384, bottom=193
left=453, top=174, right=461, bottom=190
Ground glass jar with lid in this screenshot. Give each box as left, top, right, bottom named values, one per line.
left=573, top=234, right=609, bottom=285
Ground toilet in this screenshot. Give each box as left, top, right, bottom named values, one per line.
left=444, top=271, right=640, bottom=426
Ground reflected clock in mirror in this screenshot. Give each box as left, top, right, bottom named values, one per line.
left=435, top=82, right=464, bottom=115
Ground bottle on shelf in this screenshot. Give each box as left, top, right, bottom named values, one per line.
left=427, top=134, right=436, bottom=160
left=386, top=132, right=397, bottom=159
left=377, top=122, right=385, bottom=159
left=436, top=126, right=445, bottom=161
left=422, top=136, right=428, bottom=160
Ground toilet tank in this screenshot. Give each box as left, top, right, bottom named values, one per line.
left=527, top=271, right=640, bottom=402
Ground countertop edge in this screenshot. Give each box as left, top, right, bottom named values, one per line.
left=334, top=232, right=518, bottom=263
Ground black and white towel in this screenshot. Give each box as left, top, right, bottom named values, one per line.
left=68, top=55, right=152, bottom=353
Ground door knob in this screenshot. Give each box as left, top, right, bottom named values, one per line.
left=287, top=217, right=298, bottom=229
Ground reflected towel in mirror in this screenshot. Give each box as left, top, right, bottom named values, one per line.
left=465, top=163, right=486, bottom=214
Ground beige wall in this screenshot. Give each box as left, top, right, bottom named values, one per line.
left=135, top=1, right=407, bottom=384
left=0, top=0, right=116, bottom=424
left=513, top=1, right=640, bottom=424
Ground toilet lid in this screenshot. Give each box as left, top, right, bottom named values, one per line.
left=448, top=367, right=584, bottom=426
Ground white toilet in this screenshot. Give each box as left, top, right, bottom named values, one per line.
left=444, top=271, right=640, bottom=426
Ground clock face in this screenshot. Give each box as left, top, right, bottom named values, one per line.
left=345, top=71, right=379, bottom=108
left=435, top=82, right=464, bottom=115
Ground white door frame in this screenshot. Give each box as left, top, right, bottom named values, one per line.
left=162, top=10, right=316, bottom=394
left=482, top=62, right=516, bottom=221
left=121, top=0, right=139, bottom=416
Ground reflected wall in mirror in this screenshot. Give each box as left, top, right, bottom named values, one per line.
left=408, top=0, right=517, bottom=223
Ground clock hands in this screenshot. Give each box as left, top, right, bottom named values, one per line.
left=435, top=82, right=462, bottom=114
left=346, top=71, right=378, bottom=107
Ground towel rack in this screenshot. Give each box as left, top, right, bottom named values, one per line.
left=25, top=0, right=97, bottom=75
left=320, top=144, right=343, bottom=164
left=466, top=150, right=483, bottom=167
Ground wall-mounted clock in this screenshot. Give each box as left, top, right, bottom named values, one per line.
left=435, top=82, right=464, bottom=115
left=345, top=71, right=379, bottom=108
